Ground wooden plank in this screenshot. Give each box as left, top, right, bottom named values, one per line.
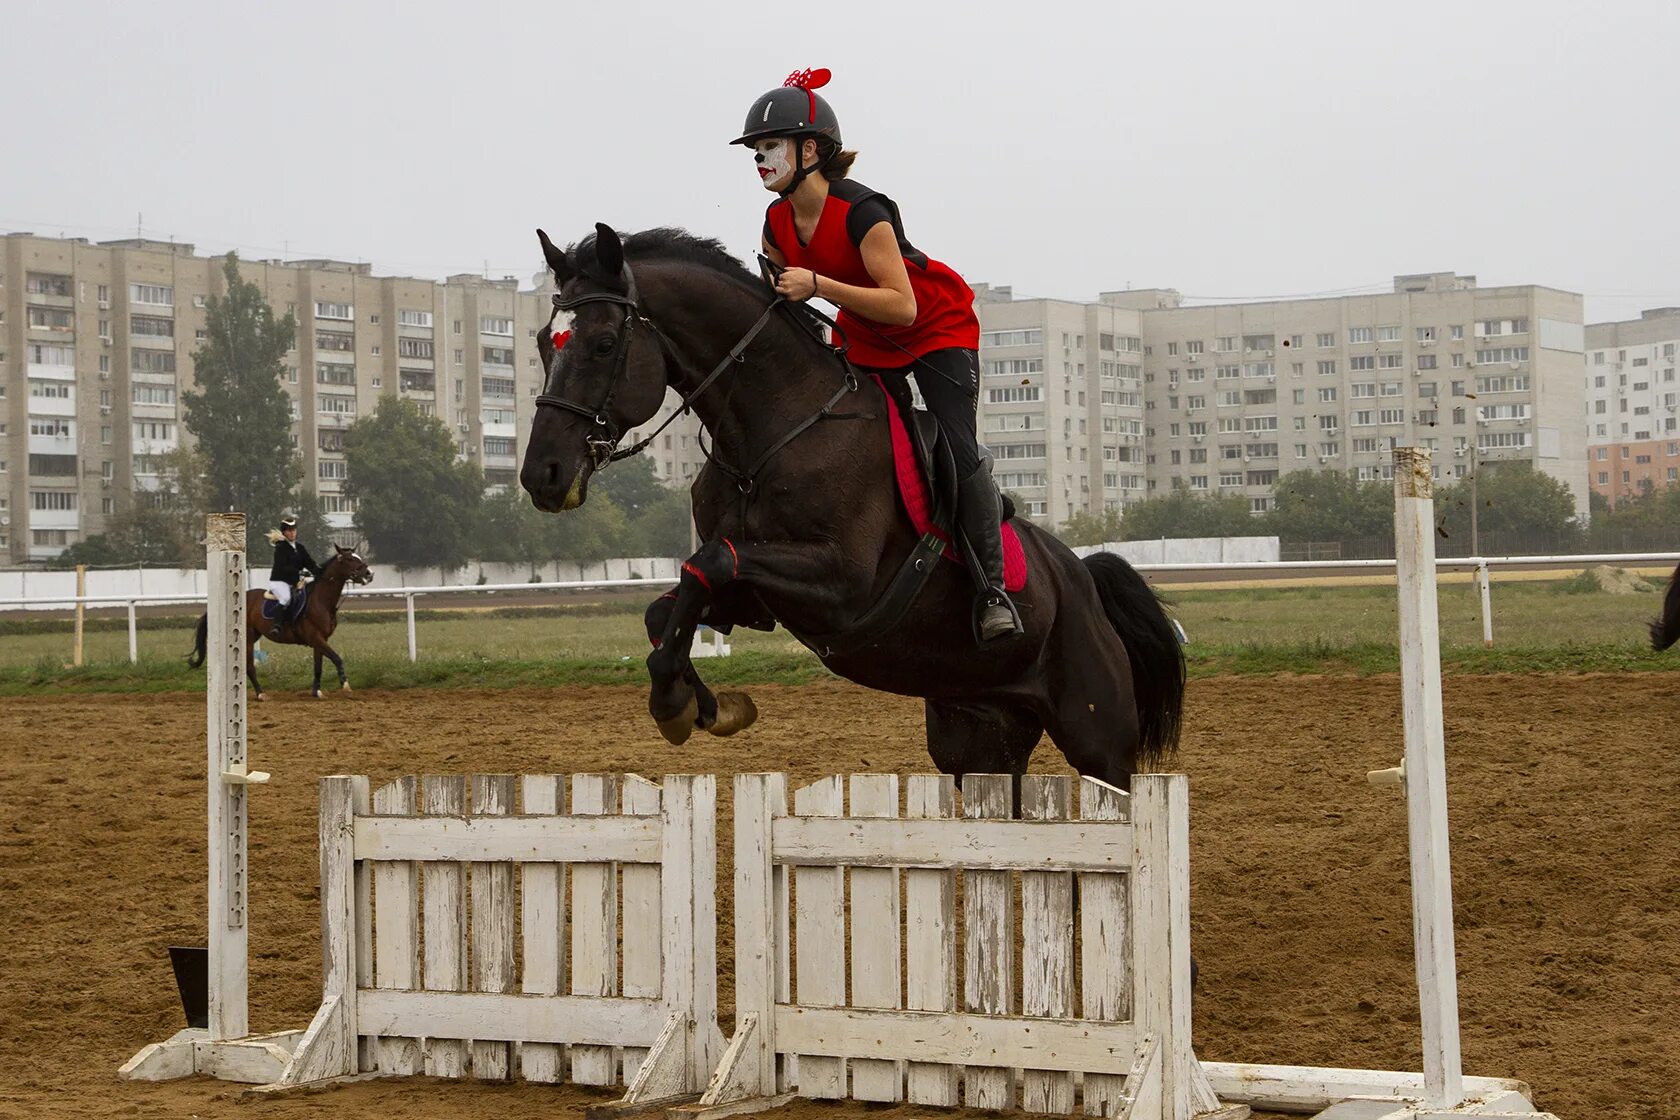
left=687, top=775, right=723, bottom=1081
left=622, top=774, right=664, bottom=1085
left=1393, top=447, right=1465, bottom=1109
left=357, top=989, right=668, bottom=1047
left=730, top=776, right=781, bottom=1103
left=1117, top=1035, right=1162, bottom=1120
left=318, top=777, right=366, bottom=1076
left=572, top=773, right=621, bottom=1085
left=791, top=776, right=846, bottom=1100
left=1131, top=775, right=1191, bottom=1120
left=773, top=816, right=1133, bottom=871
left=1079, top=776, right=1132, bottom=1116
left=420, top=775, right=468, bottom=1077
left=371, top=777, right=421, bottom=1075
left=1198, top=1063, right=1531, bottom=1114
left=204, top=518, right=248, bottom=1043
left=1021, top=775, right=1075, bottom=1115
left=470, top=774, right=517, bottom=1080
left=354, top=813, right=661, bottom=863
left=773, top=1006, right=1139, bottom=1074
left=903, top=775, right=959, bottom=1107
left=847, top=774, right=903, bottom=1103
left=520, top=775, right=567, bottom=1084
left=962, top=774, right=1015, bottom=1110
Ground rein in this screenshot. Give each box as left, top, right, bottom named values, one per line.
left=533, top=263, right=861, bottom=500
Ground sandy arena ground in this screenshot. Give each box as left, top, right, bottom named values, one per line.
left=1, top=673, right=1675, bottom=1119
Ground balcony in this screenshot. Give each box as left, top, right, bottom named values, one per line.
left=28, top=393, right=76, bottom=418
left=26, top=360, right=77, bottom=381
left=28, top=430, right=77, bottom=455
left=29, top=507, right=81, bottom=531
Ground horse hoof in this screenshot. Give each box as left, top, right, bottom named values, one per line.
left=341, top=682, right=352, bottom=692
left=255, top=692, right=266, bottom=702
left=707, top=692, right=758, bottom=737
left=313, top=691, right=324, bottom=700
left=655, top=696, right=699, bottom=745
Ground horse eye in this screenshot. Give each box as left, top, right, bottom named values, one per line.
left=594, top=335, right=616, bottom=356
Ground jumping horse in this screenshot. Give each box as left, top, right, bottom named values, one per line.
left=521, top=224, right=1184, bottom=793
left=188, top=545, right=373, bottom=699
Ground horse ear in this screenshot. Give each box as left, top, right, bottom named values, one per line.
left=594, top=222, right=624, bottom=276
left=536, top=228, right=572, bottom=284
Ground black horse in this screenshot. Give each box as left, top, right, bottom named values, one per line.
left=1653, top=559, right=1680, bottom=651
left=521, top=224, right=1183, bottom=791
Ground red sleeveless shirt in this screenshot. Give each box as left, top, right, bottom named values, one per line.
left=764, top=179, right=979, bottom=368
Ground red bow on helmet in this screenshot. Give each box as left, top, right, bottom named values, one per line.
left=783, top=67, right=831, bottom=90
left=783, top=68, right=831, bottom=125
left=551, top=329, right=572, bottom=349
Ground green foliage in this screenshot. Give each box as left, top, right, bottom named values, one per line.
left=50, top=447, right=205, bottom=569
left=1115, top=489, right=1254, bottom=540
left=591, top=456, right=694, bottom=556
left=343, top=398, right=485, bottom=568
left=179, top=254, right=305, bottom=553
left=1267, top=469, right=1392, bottom=542
left=1435, top=461, right=1581, bottom=543
left=1586, top=482, right=1680, bottom=546
left=1058, top=507, right=1124, bottom=547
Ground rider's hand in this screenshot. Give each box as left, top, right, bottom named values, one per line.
left=774, top=268, right=820, bottom=302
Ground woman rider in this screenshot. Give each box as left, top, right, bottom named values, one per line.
left=265, top=514, right=322, bottom=638
left=733, top=68, right=1021, bottom=642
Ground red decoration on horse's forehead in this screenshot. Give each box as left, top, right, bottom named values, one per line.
left=551, top=328, right=572, bottom=350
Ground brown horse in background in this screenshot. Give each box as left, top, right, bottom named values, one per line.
left=1652, top=559, right=1680, bottom=651
left=188, top=545, right=373, bottom=699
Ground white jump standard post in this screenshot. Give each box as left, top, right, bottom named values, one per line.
left=119, top=513, right=303, bottom=1084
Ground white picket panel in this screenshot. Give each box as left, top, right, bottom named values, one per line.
left=275, top=772, right=720, bottom=1107
left=699, top=772, right=1207, bottom=1120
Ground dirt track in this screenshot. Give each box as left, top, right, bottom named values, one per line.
left=1, top=674, right=1675, bottom=1119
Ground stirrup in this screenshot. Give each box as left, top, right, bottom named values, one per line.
left=973, top=592, right=1024, bottom=644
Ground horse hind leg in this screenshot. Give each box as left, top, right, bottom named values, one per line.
left=311, top=650, right=325, bottom=699
left=246, top=635, right=265, bottom=701
left=924, top=699, right=1043, bottom=814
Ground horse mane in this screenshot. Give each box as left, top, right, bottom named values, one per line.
left=575, top=227, right=837, bottom=357
left=574, top=227, right=762, bottom=291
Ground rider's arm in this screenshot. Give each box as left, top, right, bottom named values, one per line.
left=761, top=235, right=785, bottom=268
left=790, top=222, right=916, bottom=326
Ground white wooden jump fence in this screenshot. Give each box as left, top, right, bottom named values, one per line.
left=692, top=771, right=1241, bottom=1120
left=268, top=771, right=724, bottom=1105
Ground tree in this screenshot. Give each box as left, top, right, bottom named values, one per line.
left=179, top=253, right=304, bottom=553
left=1057, top=507, right=1124, bottom=547
left=51, top=447, right=205, bottom=569
left=1435, top=462, right=1580, bottom=543
left=1117, top=489, right=1254, bottom=540
left=592, top=456, right=695, bottom=556
left=343, top=398, right=484, bottom=568
left=1265, top=469, right=1392, bottom=543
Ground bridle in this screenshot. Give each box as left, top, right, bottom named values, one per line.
left=533, top=262, right=861, bottom=500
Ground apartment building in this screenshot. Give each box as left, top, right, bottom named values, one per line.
left=972, top=284, right=1151, bottom=524
left=1, top=232, right=708, bottom=563
left=978, top=273, right=1590, bottom=529
left=1583, top=308, right=1680, bottom=506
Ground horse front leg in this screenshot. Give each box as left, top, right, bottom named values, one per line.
left=246, top=630, right=265, bottom=701
left=646, top=537, right=851, bottom=745
left=311, top=649, right=325, bottom=699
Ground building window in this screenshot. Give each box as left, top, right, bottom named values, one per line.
left=318, top=460, right=348, bottom=480
left=316, top=330, right=355, bottom=352
left=315, top=301, right=353, bottom=321
left=987, top=359, right=1044, bottom=376
left=484, top=437, right=516, bottom=456
left=482, top=376, right=516, bottom=398
left=986, top=387, right=1041, bottom=403
left=1417, top=354, right=1438, bottom=370
left=398, top=309, right=433, bottom=327
left=130, top=283, right=174, bottom=306
left=317, top=363, right=356, bottom=386
left=30, top=490, right=78, bottom=511
left=1348, top=327, right=1373, bottom=344
left=482, top=346, right=515, bottom=367
left=317, top=394, right=357, bottom=415
left=1377, top=325, right=1401, bottom=342
left=131, top=384, right=177, bottom=405
left=131, top=315, right=175, bottom=338
left=27, top=306, right=75, bottom=330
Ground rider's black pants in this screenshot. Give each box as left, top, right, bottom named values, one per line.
left=856, top=347, right=983, bottom=479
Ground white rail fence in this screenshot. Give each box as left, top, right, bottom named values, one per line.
left=4, top=552, right=1674, bottom=664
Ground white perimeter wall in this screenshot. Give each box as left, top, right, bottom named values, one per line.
left=1071, top=536, right=1281, bottom=565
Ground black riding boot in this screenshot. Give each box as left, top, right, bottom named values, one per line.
left=956, top=466, right=1024, bottom=643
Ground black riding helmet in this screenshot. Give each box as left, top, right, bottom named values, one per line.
left=732, top=69, right=841, bottom=198
left=730, top=68, right=842, bottom=148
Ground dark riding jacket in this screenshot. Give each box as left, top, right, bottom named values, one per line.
left=270, top=539, right=323, bottom=585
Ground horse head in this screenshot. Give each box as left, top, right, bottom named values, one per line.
left=332, top=544, right=374, bottom=586
left=522, top=223, right=672, bottom=513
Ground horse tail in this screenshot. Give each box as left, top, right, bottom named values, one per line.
left=187, top=613, right=208, bottom=668
left=1651, top=559, right=1680, bottom=652
left=1082, top=552, right=1186, bottom=768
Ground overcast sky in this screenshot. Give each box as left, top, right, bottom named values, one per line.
left=4, top=0, right=1675, bottom=322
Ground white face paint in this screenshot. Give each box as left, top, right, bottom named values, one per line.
left=754, top=137, right=795, bottom=193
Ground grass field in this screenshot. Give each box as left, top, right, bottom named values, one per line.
left=2, top=571, right=1671, bottom=695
